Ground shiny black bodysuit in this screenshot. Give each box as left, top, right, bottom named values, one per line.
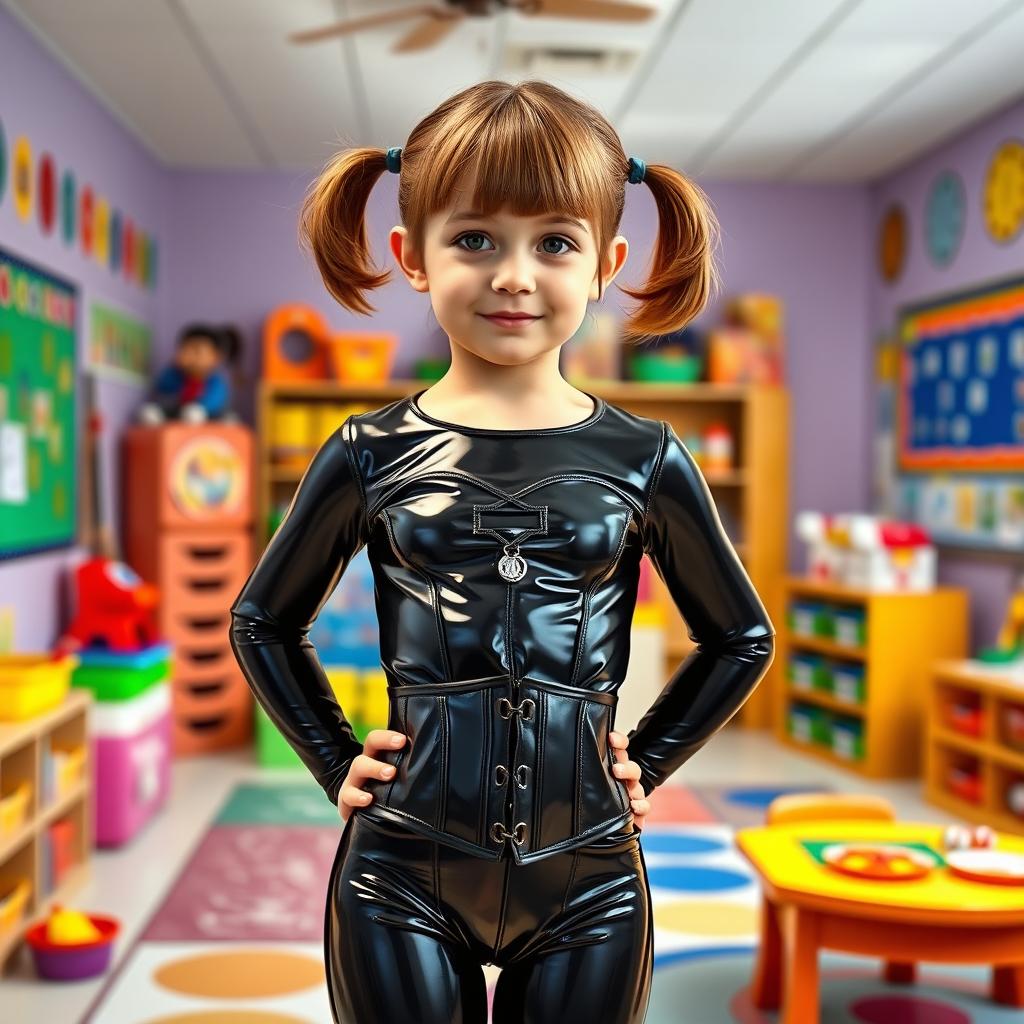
left=229, top=388, right=775, bottom=1023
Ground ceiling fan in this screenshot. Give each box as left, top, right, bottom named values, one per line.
left=289, top=1, right=656, bottom=53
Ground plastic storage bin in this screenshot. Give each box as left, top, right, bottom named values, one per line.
left=832, top=717, right=865, bottom=760
left=831, top=661, right=866, bottom=704
left=0, top=780, right=31, bottom=838
left=788, top=601, right=830, bottom=638
left=92, top=683, right=172, bottom=847
left=0, top=654, right=76, bottom=721
left=788, top=704, right=814, bottom=743
left=71, top=643, right=172, bottom=702
left=0, top=878, right=32, bottom=936
left=832, top=605, right=867, bottom=647
left=787, top=652, right=819, bottom=691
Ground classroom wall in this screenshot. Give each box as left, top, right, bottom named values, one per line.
left=869, top=92, right=1024, bottom=648
left=0, top=5, right=169, bottom=650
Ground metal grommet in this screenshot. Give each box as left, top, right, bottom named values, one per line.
left=491, top=821, right=508, bottom=843
left=494, top=764, right=508, bottom=786
left=512, top=822, right=527, bottom=845
left=515, top=765, right=529, bottom=788
left=520, top=698, right=536, bottom=721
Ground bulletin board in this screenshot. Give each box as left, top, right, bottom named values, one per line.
left=0, top=246, right=78, bottom=560
left=897, top=272, right=1024, bottom=471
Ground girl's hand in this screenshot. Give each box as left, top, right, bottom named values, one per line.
left=337, top=729, right=407, bottom=824
left=609, top=731, right=651, bottom=832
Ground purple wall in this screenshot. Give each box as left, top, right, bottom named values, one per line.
left=0, top=6, right=168, bottom=650
left=869, top=93, right=1024, bottom=648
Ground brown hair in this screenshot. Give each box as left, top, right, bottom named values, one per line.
left=299, top=80, right=720, bottom=345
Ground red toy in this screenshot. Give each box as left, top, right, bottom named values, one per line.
left=59, top=374, right=162, bottom=655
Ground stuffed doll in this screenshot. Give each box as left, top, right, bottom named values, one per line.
left=138, top=323, right=241, bottom=424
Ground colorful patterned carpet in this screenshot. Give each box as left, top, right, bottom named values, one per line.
left=78, top=780, right=1019, bottom=1023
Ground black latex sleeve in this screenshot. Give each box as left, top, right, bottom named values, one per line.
left=229, top=419, right=369, bottom=807
left=628, top=421, right=776, bottom=797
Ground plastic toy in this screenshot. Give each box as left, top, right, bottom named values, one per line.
left=26, top=905, right=120, bottom=980
left=797, top=511, right=936, bottom=591
left=60, top=373, right=161, bottom=655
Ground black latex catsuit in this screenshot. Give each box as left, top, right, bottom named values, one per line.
left=229, top=388, right=776, bottom=1023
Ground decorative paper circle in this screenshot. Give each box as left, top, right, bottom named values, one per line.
left=170, top=437, right=245, bottom=518
left=13, top=136, right=33, bottom=221
left=925, top=170, right=965, bottom=267
left=109, top=209, right=122, bottom=270
left=878, top=203, right=907, bottom=283
left=94, top=195, right=109, bottom=266
left=37, top=154, right=56, bottom=234
left=80, top=185, right=94, bottom=254
left=148, top=236, right=158, bottom=287
left=0, top=118, right=6, bottom=206
left=123, top=218, right=135, bottom=280
left=983, top=138, right=1024, bottom=243
left=61, top=169, right=76, bottom=244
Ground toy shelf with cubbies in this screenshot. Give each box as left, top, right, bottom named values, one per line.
left=925, top=659, right=1024, bottom=836
left=775, top=576, right=969, bottom=778
left=0, top=687, right=93, bottom=974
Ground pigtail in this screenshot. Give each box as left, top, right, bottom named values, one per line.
left=298, top=147, right=393, bottom=316
left=616, top=165, right=721, bottom=346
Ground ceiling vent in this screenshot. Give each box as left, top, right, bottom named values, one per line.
left=502, top=45, right=639, bottom=76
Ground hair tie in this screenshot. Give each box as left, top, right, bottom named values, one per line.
left=386, top=146, right=402, bottom=174
left=627, top=156, right=646, bottom=184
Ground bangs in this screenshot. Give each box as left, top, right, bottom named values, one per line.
left=412, top=99, right=611, bottom=228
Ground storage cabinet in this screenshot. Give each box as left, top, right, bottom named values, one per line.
left=775, top=577, right=969, bottom=777
left=0, top=689, right=93, bottom=974
left=256, top=380, right=790, bottom=729
left=925, top=660, right=1024, bottom=835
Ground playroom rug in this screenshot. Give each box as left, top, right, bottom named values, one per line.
left=78, top=779, right=1014, bottom=1023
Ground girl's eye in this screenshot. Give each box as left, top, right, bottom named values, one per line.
left=453, top=232, right=575, bottom=256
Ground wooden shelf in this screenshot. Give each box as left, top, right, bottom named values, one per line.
left=0, top=688, right=93, bottom=973
left=256, top=379, right=789, bottom=730
left=925, top=658, right=1024, bottom=834
left=775, top=577, right=970, bottom=779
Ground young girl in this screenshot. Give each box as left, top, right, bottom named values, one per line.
left=230, top=80, right=775, bottom=1024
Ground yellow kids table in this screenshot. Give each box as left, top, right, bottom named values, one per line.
left=735, top=820, right=1024, bottom=1024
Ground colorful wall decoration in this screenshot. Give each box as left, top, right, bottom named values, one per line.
left=878, top=272, right=1024, bottom=552
left=89, top=300, right=153, bottom=383
left=0, top=112, right=158, bottom=291
left=984, top=139, right=1024, bottom=244
left=877, top=203, right=907, bottom=283
left=0, top=245, right=78, bottom=560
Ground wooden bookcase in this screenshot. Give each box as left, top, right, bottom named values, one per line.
left=0, top=688, right=93, bottom=974
left=256, top=379, right=789, bottom=729
left=925, top=659, right=1024, bottom=835
left=775, top=576, right=969, bottom=778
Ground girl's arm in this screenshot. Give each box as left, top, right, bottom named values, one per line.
left=628, top=421, right=776, bottom=796
left=229, top=418, right=368, bottom=806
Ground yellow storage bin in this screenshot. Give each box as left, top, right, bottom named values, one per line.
left=0, top=780, right=32, bottom=837
left=0, top=878, right=32, bottom=936
left=53, top=742, right=87, bottom=800
left=0, top=653, right=77, bottom=721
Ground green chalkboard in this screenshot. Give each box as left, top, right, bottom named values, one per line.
left=0, top=246, right=78, bottom=560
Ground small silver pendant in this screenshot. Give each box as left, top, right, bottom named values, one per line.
left=498, top=551, right=527, bottom=582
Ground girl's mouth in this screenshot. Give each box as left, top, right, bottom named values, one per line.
left=479, top=314, right=541, bottom=329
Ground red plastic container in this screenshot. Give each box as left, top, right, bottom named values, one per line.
left=25, top=913, right=120, bottom=980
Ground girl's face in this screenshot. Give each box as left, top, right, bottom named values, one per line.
left=391, top=178, right=628, bottom=368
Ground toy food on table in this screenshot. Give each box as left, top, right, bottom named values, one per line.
left=945, top=849, right=1024, bottom=886
left=822, top=843, right=936, bottom=881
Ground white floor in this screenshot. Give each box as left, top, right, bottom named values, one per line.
left=0, top=726, right=973, bottom=1022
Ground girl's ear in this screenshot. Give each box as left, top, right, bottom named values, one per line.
left=390, top=225, right=429, bottom=294
left=591, top=235, right=629, bottom=301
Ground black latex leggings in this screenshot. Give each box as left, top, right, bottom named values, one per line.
left=325, top=809, right=654, bottom=1023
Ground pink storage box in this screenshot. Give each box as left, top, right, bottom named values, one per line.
left=92, top=683, right=172, bottom=847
